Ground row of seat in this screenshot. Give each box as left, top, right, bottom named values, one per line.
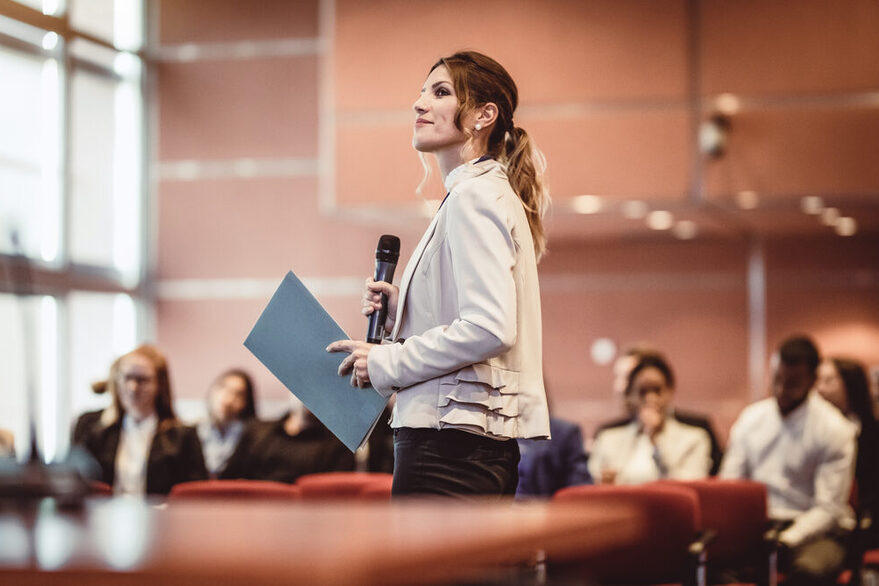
left=87, top=475, right=878, bottom=585
left=89, top=472, right=395, bottom=501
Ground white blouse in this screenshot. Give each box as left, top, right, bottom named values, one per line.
left=114, top=413, right=158, bottom=496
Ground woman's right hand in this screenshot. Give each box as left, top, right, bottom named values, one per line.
left=361, top=277, right=399, bottom=334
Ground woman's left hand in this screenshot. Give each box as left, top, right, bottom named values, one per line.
left=327, top=339, right=375, bottom=388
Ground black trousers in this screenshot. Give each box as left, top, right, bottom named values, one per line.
left=391, top=427, right=520, bottom=498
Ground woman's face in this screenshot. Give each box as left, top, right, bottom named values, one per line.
left=208, top=374, right=249, bottom=424
left=117, top=353, right=159, bottom=421
left=631, top=366, right=673, bottom=414
left=816, top=359, right=848, bottom=414
left=412, top=65, right=469, bottom=155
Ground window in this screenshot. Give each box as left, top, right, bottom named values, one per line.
left=0, top=1, right=146, bottom=462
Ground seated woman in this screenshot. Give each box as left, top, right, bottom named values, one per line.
left=196, top=369, right=258, bottom=479
left=589, top=354, right=711, bottom=485
left=816, top=357, right=878, bottom=548
left=73, top=345, right=207, bottom=496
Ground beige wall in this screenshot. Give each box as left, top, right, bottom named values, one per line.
left=152, top=0, right=879, bottom=439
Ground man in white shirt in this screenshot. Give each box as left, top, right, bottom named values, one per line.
left=721, top=335, right=856, bottom=586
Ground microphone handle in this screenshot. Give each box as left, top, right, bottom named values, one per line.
left=366, top=260, right=397, bottom=343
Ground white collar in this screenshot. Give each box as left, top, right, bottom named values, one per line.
left=122, top=412, right=158, bottom=434
left=443, top=157, right=499, bottom=193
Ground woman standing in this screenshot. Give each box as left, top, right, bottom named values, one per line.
left=329, top=51, right=551, bottom=497
left=76, top=345, right=207, bottom=495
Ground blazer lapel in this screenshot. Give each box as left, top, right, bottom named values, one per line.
left=390, top=212, right=441, bottom=340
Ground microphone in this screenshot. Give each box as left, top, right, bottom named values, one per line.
left=366, top=235, right=400, bottom=344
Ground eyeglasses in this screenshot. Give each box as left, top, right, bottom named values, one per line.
left=118, top=373, right=156, bottom=386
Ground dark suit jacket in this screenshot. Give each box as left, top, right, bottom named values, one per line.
left=594, top=409, right=724, bottom=476
left=516, top=416, right=592, bottom=498
left=227, top=413, right=355, bottom=484
left=76, top=416, right=207, bottom=495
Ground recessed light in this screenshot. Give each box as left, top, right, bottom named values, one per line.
left=571, top=195, right=602, bottom=215
left=622, top=200, right=648, bottom=220
left=801, top=196, right=824, bottom=215
left=673, top=220, right=698, bottom=240
left=41, top=32, right=59, bottom=51
left=715, top=93, right=741, bottom=116
left=647, top=210, right=674, bottom=231
left=735, top=190, right=759, bottom=210
left=821, top=207, right=840, bottom=226
left=835, top=217, right=857, bottom=236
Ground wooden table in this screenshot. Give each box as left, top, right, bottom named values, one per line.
left=0, top=496, right=641, bottom=585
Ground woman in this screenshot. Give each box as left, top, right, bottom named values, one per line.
left=196, top=369, right=258, bottom=479
left=589, top=354, right=711, bottom=485
left=328, top=51, right=551, bottom=497
left=816, top=357, right=878, bottom=547
left=75, top=345, right=207, bottom=495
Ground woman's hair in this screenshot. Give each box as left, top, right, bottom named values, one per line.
left=431, top=51, right=550, bottom=260
left=109, top=344, right=177, bottom=423
left=211, top=368, right=258, bottom=421
left=626, top=354, right=676, bottom=395
left=833, top=357, right=876, bottom=427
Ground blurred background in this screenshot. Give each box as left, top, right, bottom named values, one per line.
left=1, top=0, right=877, bottom=462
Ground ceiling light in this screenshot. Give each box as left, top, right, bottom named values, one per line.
left=821, top=207, right=839, bottom=226
left=735, top=190, right=759, bottom=210
left=672, top=220, right=698, bottom=240
left=835, top=217, right=857, bottom=236
left=571, top=195, right=602, bottom=214
left=590, top=338, right=617, bottom=366
left=715, top=93, right=741, bottom=116
left=801, top=196, right=824, bottom=215
left=646, top=210, right=674, bottom=231
left=622, top=200, right=648, bottom=220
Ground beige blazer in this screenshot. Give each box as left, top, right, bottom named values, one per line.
left=367, top=158, right=550, bottom=439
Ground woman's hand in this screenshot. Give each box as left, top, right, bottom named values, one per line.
left=361, top=277, right=400, bottom=335
left=327, top=339, right=376, bottom=388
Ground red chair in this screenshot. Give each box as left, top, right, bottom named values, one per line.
left=663, top=479, right=775, bottom=586
left=552, top=482, right=705, bottom=585
left=88, top=480, right=114, bottom=496
left=358, top=474, right=394, bottom=501
left=296, top=472, right=393, bottom=500
left=168, top=479, right=300, bottom=501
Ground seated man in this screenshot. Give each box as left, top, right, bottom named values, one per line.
left=589, top=353, right=711, bottom=485
left=516, top=415, right=591, bottom=498
left=721, top=335, right=856, bottom=586
left=228, top=397, right=354, bottom=484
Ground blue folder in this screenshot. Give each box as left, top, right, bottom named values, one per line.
left=244, top=271, right=389, bottom=452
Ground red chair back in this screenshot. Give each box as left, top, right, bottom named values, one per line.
left=296, top=472, right=393, bottom=500
left=358, top=474, right=394, bottom=501
left=168, top=480, right=300, bottom=501
left=664, top=479, right=768, bottom=567
left=88, top=480, right=114, bottom=496
left=553, top=483, right=702, bottom=584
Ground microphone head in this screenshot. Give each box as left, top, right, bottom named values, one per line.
left=375, top=234, right=401, bottom=263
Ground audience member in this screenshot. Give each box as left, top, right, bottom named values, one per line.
left=596, top=345, right=724, bottom=475
left=196, top=368, right=258, bottom=479
left=362, top=404, right=395, bottom=474
left=0, top=428, right=13, bottom=459
left=73, top=345, right=207, bottom=496
left=589, top=354, right=712, bottom=485
left=816, top=357, right=879, bottom=548
left=233, top=397, right=354, bottom=483
left=516, top=415, right=591, bottom=498
left=721, top=335, right=856, bottom=586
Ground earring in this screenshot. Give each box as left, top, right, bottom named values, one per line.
left=474, top=123, right=482, bottom=131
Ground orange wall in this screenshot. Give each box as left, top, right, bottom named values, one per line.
left=152, top=0, right=879, bottom=442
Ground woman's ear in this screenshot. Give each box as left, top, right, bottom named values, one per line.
left=475, top=102, right=499, bottom=129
